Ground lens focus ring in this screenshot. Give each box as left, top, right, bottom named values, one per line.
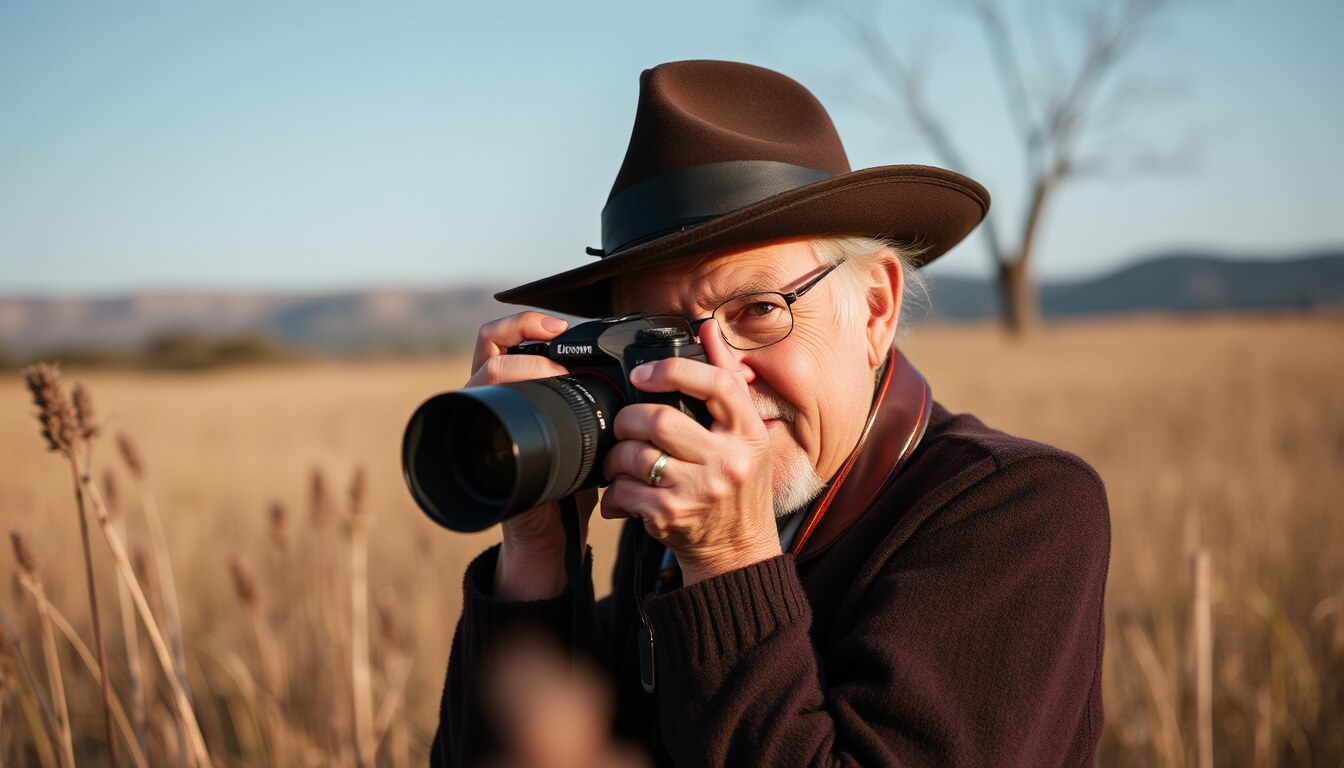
left=536, top=376, right=602, bottom=497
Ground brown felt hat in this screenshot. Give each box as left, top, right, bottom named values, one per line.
left=496, top=60, right=990, bottom=317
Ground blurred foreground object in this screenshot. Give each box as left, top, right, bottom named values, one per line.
left=482, top=633, right=649, bottom=768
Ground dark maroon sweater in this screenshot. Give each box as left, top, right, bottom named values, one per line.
left=432, top=401, right=1110, bottom=767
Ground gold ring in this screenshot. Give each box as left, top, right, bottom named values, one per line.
left=646, top=452, right=670, bottom=487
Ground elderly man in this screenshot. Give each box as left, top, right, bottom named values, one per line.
left=428, top=60, right=1109, bottom=767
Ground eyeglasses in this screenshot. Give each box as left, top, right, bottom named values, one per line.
left=648, top=262, right=842, bottom=351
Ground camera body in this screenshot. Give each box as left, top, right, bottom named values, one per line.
left=402, top=315, right=712, bottom=532
left=509, top=313, right=713, bottom=426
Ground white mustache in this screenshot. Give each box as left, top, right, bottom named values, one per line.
left=752, top=393, right=796, bottom=423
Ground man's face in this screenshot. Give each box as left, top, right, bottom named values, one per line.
left=614, top=239, right=888, bottom=515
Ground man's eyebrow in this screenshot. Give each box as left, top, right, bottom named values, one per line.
left=695, top=276, right=779, bottom=310
left=632, top=273, right=783, bottom=316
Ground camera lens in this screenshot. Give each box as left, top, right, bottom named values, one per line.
left=402, top=373, right=625, bottom=531
left=450, top=404, right=516, bottom=503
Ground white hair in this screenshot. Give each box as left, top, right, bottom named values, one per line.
left=808, top=236, right=929, bottom=333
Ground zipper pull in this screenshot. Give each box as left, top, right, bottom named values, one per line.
left=638, top=620, right=656, bottom=693
left=633, top=540, right=658, bottom=693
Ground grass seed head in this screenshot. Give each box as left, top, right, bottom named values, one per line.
left=102, top=469, right=120, bottom=520
left=116, top=432, right=146, bottom=480
left=22, top=363, right=78, bottom=454
left=71, top=382, right=99, bottom=439
left=228, top=554, right=258, bottom=609
left=269, top=500, right=289, bottom=553
left=9, top=531, right=37, bottom=575
left=349, top=465, right=367, bottom=524
left=309, top=467, right=331, bottom=528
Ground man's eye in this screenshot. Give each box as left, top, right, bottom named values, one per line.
left=727, top=300, right=784, bottom=326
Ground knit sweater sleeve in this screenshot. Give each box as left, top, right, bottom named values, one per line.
left=429, top=544, right=598, bottom=768
left=642, top=453, right=1110, bottom=767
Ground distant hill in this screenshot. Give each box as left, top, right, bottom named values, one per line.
left=2, top=251, right=1342, bottom=360
left=0, top=285, right=516, bottom=357
left=922, top=250, right=1344, bottom=321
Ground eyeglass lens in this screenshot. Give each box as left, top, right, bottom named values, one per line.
left=643, top=263, right=837, bottom=351
left=713, top=293, right=795, bottom=349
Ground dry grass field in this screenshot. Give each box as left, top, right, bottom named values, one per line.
left=1, top=314, right=1341, bottom=766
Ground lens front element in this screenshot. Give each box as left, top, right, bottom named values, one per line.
left=402, top=372, right=625, bottom=531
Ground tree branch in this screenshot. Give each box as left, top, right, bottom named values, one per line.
left=960, top=0, right=1043, bottom=150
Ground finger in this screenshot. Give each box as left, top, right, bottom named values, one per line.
left=698, top=316, right=747, bottom=373
left=599, top=477, right=669, bottom=531
left=602, top=437, right=680, bottom=487
left=629, top=332, right=760, bottom=434
left=467, top=353, right=570, bottom=388
left=629, top=358, right=755, bottom=433
left=598, top=488, right=629, bottom=519
left=611, top=404, right=712, bottom=465
left=471, top=312, right=569, bottom=372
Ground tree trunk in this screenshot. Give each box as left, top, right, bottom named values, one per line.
left=997, top=259, right=1041, bottom=336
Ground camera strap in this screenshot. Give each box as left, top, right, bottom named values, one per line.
left=788, top=350, right=931, bottom=558
left=558, top=493, right=585, bottom=659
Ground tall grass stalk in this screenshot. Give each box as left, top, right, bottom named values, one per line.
left=228, top=552, right=289, bottom=765
left=70, top=459, right=120, bottom=767
left=10, top=532, right=75, bottom=768
left=118, top=432, right=195, bottom=735
left=0, top=666, right=7, bottom=765
left=72, top=385, right=119, bottom=768
left=1254, top=684, right=1273, bottom=768
left=24, top=364, right=118, bottom=766
left=1120, top=611, right=1183, bottom=767
left=197, top=637, right=266, bottom=763
left=349, top=466, right=376, bottom=767
left=1, top=607, right=61, bottom=768
left=19, top=578, right=152, bottom=768
left=300, top=466, right=348, bottom=754
left=106, top=471, right=149, bottom=757
left=131, top=544, right=187, bottom=764
left=373, top=589, right=413, bottom=765
left=1191, top=550, right=1212, bottom=768
left=78, top=463, right=213, bottom=766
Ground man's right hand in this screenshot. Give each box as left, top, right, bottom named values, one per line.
left=468, top=312, right=595, bottom=600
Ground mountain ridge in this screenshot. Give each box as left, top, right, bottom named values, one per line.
left=921, top=250, right=1344, bottom=321
left=3, top=251, right=1341, bottom=356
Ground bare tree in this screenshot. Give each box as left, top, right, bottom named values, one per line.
left=789, top=0, right=1189, bottom=333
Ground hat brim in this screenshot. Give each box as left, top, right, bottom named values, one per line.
left=496, top=164, right=989, bottom=318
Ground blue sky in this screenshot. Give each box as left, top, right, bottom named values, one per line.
left=1, top=0, right=1340, bottom=296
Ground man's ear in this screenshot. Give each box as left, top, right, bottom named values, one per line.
left=863, top=249, right=903, bottom=368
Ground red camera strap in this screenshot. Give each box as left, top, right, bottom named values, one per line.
left=787, top=349, right=932, bottom=559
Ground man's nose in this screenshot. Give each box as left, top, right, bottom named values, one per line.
left=699, top=320, right=757, bottom=385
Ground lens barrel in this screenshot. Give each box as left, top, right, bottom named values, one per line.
left=402, top=373, right=624, bottom=531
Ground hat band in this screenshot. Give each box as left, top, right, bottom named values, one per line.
left=599, top=160, right=833, bottom=256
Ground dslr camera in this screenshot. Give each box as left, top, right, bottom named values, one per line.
left=402, top=315, right=712, bottom=531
